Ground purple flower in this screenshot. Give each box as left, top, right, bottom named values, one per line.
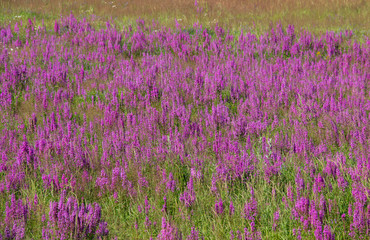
left=273, top=210, right=280, bottom=230
left=215, top=198, right=224, bottom=215
left=157, top=217, right=179, bottom=240
left=243, top=197, right=258, bottom=222
left=187, top=226, right=200, bottom=240
left=229, top=200, right=235, bottom=216
left=162, top=196, right=167, bottom=213
left=180, top=177, right=196, bottom=208
left=323, top=225, right=335, bottom=240
left=43, top=196, right=108, bottom=239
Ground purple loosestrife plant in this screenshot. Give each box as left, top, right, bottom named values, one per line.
left=157, top=217, right=179, bottom=240
left=215, top=198, right=224, bottom=215
left=42, top=195, right=108, bottom=239
left=0, top=14, right=369, bottom=239
left=180, top=177, right=196, bottom=208
left=2, top=195, right=29, bottom=239
left=273, top=210, right=280, bottom=231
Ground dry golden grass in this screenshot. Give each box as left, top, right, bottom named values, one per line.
left=1, top=0, right=369, bottom=34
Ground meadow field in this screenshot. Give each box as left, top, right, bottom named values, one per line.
left=0, top=1, right=369, bottom=239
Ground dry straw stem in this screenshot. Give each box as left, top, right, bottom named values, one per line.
left=1, top=0, right=369, bottom=34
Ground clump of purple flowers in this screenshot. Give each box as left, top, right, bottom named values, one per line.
left=0, top=12, right=369, bottom=239
left=157, top=217, right=179, bottom=240
left=1, top=194, right=29, bottom=239
left=42, top=193, right=108, bottom=239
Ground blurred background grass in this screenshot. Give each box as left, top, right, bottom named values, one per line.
left=0, top=0, right=369, bottom=37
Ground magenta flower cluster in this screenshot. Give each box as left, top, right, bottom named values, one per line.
left=0, top=13, right=369, bottom=239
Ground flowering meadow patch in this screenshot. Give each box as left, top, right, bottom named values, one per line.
left=0, top=14, right=369, bottom=239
